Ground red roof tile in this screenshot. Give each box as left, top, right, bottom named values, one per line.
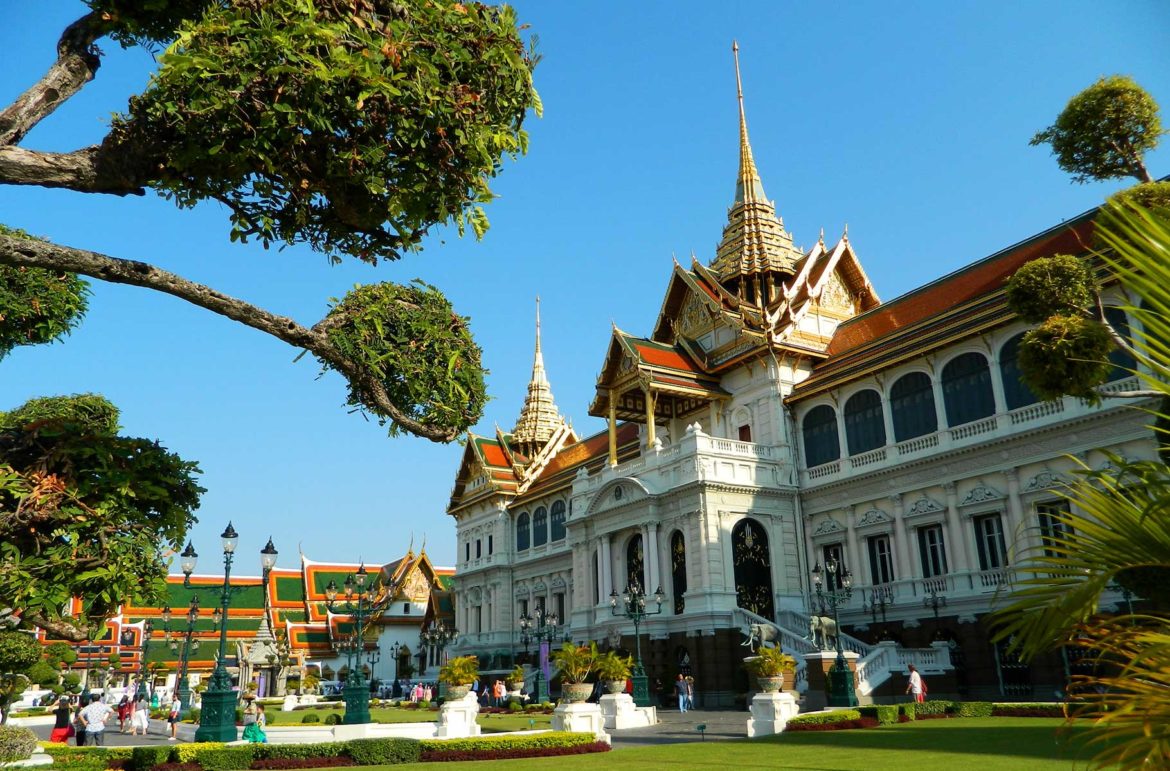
left=632, top=340, right=706, bottom=373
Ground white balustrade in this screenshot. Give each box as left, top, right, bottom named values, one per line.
left=850, top=447, right=887, bottom=469
left=949, top=416, right=997, bottom=441
left=895, top=434, right=938, bottom=456
left=807, top=460, right=841, bottom=480
left=1009, top=399, right=1064, bottom=425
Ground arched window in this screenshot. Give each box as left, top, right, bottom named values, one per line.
left=999, top=333, right=1039, bottom=410
left=670, top=530, right=687, bottom=615
left=532, top=506, right=548, bottom=547
left=890, top=372, right=937, bottom=441
left=1104, top=307, right=1136, bottom=382
left=732, top=518, right=774, bottom=620
left=942, top=352, right=995, bottom=427
left=843, top=389, right=886, bottom=455
left=802, top=405, right=840, bottom=467
left=625, top=534, right=645, bottom=591
left=516, top=512, right=530, bottom=551
left=550, top=500, right=567, bottom=541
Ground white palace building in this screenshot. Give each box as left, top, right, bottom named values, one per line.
left=444, top=55, right=1154, bottom=707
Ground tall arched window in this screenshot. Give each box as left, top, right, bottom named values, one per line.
left=890, top=372, right=937, bottom=441
left=550, top=500, right=567, bottom=541
left=844, top=389, right=886, bottom=455
left=942, top=352, right=995, bottom=427
left=625, top=534, right=645, bottom=591
left=1104, top=307, right=1136, bottom=381
left=732, top=518, right=774, bottom=620
left=532, top=506, right=548, bottom=547
left=516, top=512, right=530, bottom=551
left=670, top=530, right=687, bottom=615
left=802, top=405, right=840, bottom=467
left=999, top=333, right=1039, bottom=410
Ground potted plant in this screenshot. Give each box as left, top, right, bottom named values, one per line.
left=505, top=665, right=526, bottom=691
left=438, top=655, right=479, bottom=700
left=594, top=650, right=632, bottom=694
left=550, top=642, right=596, bottom=704
left=744, top=647, right=796, bottom=693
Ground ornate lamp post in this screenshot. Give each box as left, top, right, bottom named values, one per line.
left=135, top=620, right=155, bottom=700
left=79, top=629, right=97, bottom=702
left=365, top=645, right=381, bottom=694
left=609, top=582, right=664, bottom=708
left=518, top=610, right=558, bottom=705
left=863, top=588, right=893, bottom=624
left=325, top=563, right=382, bottom=724
left=419, top=621, right=458, bottom=698
left=180, top=524, right=278, bottom=742
left=812, top=558, right=858, bottom=708
left=923, top=589, right=947, bottom=620
left=162, top=597, right=202, bottom=715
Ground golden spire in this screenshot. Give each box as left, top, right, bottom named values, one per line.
left=512, top=296, right=562, bottom=455
left=732, top=40, right=765, bottom=205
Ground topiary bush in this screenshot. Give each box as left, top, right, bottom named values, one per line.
left=344, top=738, right=420, bottom=766
left=130, top=745, right=174, bottom=771
left=192, top=746, right=254, bottom=771
left=508, top=700, right=523, bottom=712
left=954, top=701, right=994, bottom=718
left=991, top=702, right=1065, bottom=718
left=858, top=704, right=899, bottom=725
left=898, top=702, right=917, bottom=721
left=301, top=713, right=322, bottom=723
left=915, top=700, right=954, bottom=716
left=784, top=710, right=875, bottom=732
left=0, top=725, right=38, bottom=763
left=323, top=713, right=342, bottom=726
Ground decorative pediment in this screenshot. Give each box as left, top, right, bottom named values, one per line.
left=551, top=576, right=567, bottom=589
left=586, top=478, right=652, bottom=516
left=856, top=508, right=889, bottom=528
left=905, top=497, right=944, bottom=518
left=1022, top=470, right=1071, bottom=494
left=514, top=584, right=530, bottom=598
left=401, top=566, right=431, bottom=603
left=812, top=517, right=844, bottom=536
left=961, top=484, right=1003, bottom=507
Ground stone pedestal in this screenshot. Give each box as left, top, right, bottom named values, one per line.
left=435, top=693, right=481, bottom=738
left=551, top=702, right=610, bottom=744
left=802, top=651, right=860, bottom=711
left=746, top=691, right=799, bottom=738
left=599, top=693, right=657, bottom=730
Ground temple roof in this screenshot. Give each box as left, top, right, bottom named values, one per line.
left=512, top=298, right=564, bottom=453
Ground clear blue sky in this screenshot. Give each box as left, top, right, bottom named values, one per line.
left=2, top=1, right=1167, bottom=572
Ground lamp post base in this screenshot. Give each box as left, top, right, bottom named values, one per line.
left=177, top=676, right=192, bottom=716
left=533, top=670, right=547, bottom=705
left=342, top=679, right=371, bottom=724
left=631, top=665, right=651, bottom=708
left=193, top=688, right=240, bottom=742
left=826, top=662, right=859, bottom=708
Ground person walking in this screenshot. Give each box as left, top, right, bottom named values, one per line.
left=49, top=698, right=73, bottom=744
left=116, top=696, right=130, bottom=733
left=906, top=664, right=927, bottom=704
left=130, top=694, right=149, bottom=736
left=493, top=679, right=505, bottom=708
left=72, top=700, right=87, bottom=746
left=684, top=676, right=696, bottom=711
left=674, top=674, right=688, bottom=713
left=168, top=694, right=182, bottom=740
left=79, top=694, right=113, bottom=746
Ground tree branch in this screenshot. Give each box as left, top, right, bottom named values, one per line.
left=0, top=12, right=107, bottom=147
left=0, top=145, right=145, bottom=195
left=23, top=612, right=89, bottom=643
left=0, top=235, right=459, bottom=443
left=1098, top=389, right=1163, bottom=399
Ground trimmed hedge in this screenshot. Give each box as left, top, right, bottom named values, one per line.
left=344, top=739, right=420, bottom=766
left=131, top=746, right=174, bottom=771
left=858, top=705, right=899, bottom=725
left=898, top=703, right=916, bottom=721
left=0, top=725, right=38, bottom=763
left=193, top=747, right=253, bottom=771
left=422, top=741, right=610, bottom=762
left=250, top=759, right=353, bottom=770
left=953, top=701, right=994, bottom=718
left=785, top=709, right=861, bottom=727
left=419, top=732, right=596, bottom=754
left=786, top=715, right=876, bottom=732
left=252, top=744, right=347, bottom=761
left=991, top=702, right=1064, bottom=718
left=914, top=699, right=953, bottom=716
left=172, top=745, right=227, bottom=764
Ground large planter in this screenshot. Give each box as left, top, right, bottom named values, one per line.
left=505, top=680, right=523, bottom=692
left=560, top=682, right=593, bottom=704
left=603, top=680, right=626, bottom=695
left=445, top=684, right=471, bottom=700
left=756, top=676, right=783, bottom=693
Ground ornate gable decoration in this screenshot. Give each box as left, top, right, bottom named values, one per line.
left=905, top=497, right=944, bottom=518
left=820, top=271, right=854, bottom=312
left=1022, top=470, right=1071, bottom=494
left=678, top=292, right=714, bottom=340
left=401, top=566, right=430, bottom=603
left=961, top=483, right=1003, bottom=507
left=812, top=517, right=844, bottom=537
left=856, top=508, right=889, bottom=528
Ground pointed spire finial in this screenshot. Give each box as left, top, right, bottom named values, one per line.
left=535, top=295, right=542, bottom=358
left=512, top=296, right=562, bottom=453
left=732, top=41, right=763, bottom=205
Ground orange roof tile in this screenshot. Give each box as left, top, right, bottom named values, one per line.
left=540, top=422, right=639, bottom=478
left=631, top=340, right=706, bottom=374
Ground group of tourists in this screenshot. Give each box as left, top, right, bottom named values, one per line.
left=50, top=691, right=185, bottom=745
left=472, top=678, right=510, bottom=707
left=674, top=674, right=696, bottom=712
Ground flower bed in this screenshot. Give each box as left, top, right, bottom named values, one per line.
left=793, top=701, right=1068, bottom=732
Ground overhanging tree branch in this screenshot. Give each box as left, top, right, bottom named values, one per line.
left=0, top=145, right=145, bottom=195
left=0, top=234, right=460, bottom=443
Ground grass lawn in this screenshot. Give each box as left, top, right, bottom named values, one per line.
left=360, top=718, right=1095, bottom=770
left=264, top=707, right=553, bottom=733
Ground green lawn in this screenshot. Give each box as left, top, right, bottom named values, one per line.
left=265, top=706, right=553, bottom=733
left=364, top=718, right=1095, bottom=770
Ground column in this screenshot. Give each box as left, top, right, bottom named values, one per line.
left=943, top=482, right=969, bottom=572
left=646, top=522, right=661, bottom=592
left=601, top=534, right=614, bottom=601
left=930, top=377, right=949, bottom=435
left=644, top=388, right=656, bottom=447
left=608, top=392, right=618, bottom=466
left=890, top=494, right=913, bottom=581
left=835, top=404, right=849, bottom=460
left=988, top=351, right=1007, bottom=417
left=881, top=396, right=896, bottom=449
left=845, top=511, right=862, bottom=579
left=1004, top=468, right=1029, bottom=557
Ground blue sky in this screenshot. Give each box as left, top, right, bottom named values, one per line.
left=1, top=1, right=1168, bottom=572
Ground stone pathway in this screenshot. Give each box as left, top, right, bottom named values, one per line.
left=611, top=709, right=748, bottom=747
left=27, top=723, right=179, bottom=748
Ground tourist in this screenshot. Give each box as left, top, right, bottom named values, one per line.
left=49, top=697, right=72, bottom=744
left=906, top=664, right=926, bottom=704
left=243, top=703, right=267, bottom=743
left=79, top=693, right=113, bottom=746
left=493, top=679, right=505, bottom=707
left=116, top=695, right=130, bottom=733
left=130, top=693, right=149, bottom=736
left=423, top=684, right=432, bottom=702
left=72, top=700, right=87, bottom=746
left=685, top=676, right=696, bottom=711
left=674, top=674, right=687, bottom=713
left=168, top=694, right=182, bottom=740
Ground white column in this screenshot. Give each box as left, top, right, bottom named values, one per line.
left=845, top=513, right=862, bottom=579
left=930, top=377, right=949, bottom=432
left=646, top=522, right=661, bottom=592
left=1005, top=468, right=1029, bottom=558
left=988, top=352, right=1007, bottom=415
left=890, top=494, right=913, bottom=581
left=943, top=482, right=969, bottom=572
left=835, top=407, right=849, bottom=459
left=599, top=535, right=613, bottom=601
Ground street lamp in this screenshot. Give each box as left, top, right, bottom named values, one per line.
left=419, top=621, right=458, bottom=698
left=923, top=589, right=947, bottom=620
left=136, top=620, right=155, bottom=700
left=518, top=610, right=558, bottom=704
left=812, top=558, right=858, bottom=708
left=388, top=642, right=403, bottom=697
left=163, top=596, right=203, bottom=715
left=182, top=524, right=277, bottom=742
left=609, top=582, right=664, bottom=708
left=324, top=563, right=382, bottom=725
left=863, top=588, right=893, bottom=625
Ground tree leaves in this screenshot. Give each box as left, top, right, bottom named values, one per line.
left=0, top=225, right=89, bottom=361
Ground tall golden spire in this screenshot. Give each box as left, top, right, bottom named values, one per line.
left=710, top=41, right=800, bottom=303
left=512, top=297, right=562, bottom=456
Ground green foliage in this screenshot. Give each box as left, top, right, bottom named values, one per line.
left=1031, top=75, right=1163, bottom=183
left=437, top=654, right=478, bottom=687
left=899, top=702, right=917, bottom=720
left=45, top=642, right=78, bottom=668
left=172, top=742, right=225, bottom=763
left=1109, top=181, right=1170, bottom=212
left=1017, top=315, right=1114, bottom=401
left=594, top=650, right=632, bottom=681
left=84, top=0, right=219, bottom=49
left=954, top=701, right=994, bottom=718
left=0, top=725, right=36, bottom=763
left=858, top=705, right=899, bottom=725
left=418, top=732, right=595, bottom=753
left=1006, top=254, right=1096, bottom=324
left=786, top=709, right=862, bottom=727
left=252, top=742, right=345, bottom=761
left=191, top=746, right=253, bottom=771
left=507, top=665, right=526, bottom=684
left=916, top=699, right=954, bottom=716
left=0, top=225, right=89, bottom=361
left=25, top=660, right=58, bottom=687
left=62, top=672, right=82, bottom=693
left=300, top=712, right=321, bottom=723
left=549, top=642, right=596, bottom=684
left=0, top=393, right=203, bottom=639
left=0, top=632, right=41, bottom=672
left=992, top=702, right=1065, bottom=718
left=742, top=647, right=796, bottom=678
left=508, top=699, right=523, bottom=712
left=129, top=745, right=172, bottom=771
left=344, top=737, right=420, bottom=766
left=323, top=712, right=341, bottom=725
left=320, top=281, right=487, bottom=438
left=110, top=0, right=539, bottom=264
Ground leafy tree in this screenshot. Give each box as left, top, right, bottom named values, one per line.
left=24, top=661, right=57, bottom=689
left=0, top=632, right=39, bottom=724
left=1031, top=75, right=1162, bottom=184
left=0, top=0, right=539, bottom=442
left=993, top=203, right=1170, bottom=769
left=43, top=643, right=77, bottom=670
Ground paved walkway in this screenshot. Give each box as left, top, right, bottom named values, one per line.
left=28, top=723, right=179, bottom=748
left=612, top=709, right=747, bottom=747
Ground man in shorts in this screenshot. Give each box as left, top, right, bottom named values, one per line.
left=79, top=694, right=113, bottom=746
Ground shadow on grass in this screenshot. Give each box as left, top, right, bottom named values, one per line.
left=760, top=719, right=1092, bottom=763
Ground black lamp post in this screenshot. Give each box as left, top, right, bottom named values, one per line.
left=79, top=628, right=97, bottom=702
left=518, top=610, right=558, bottom=704
left=389, top=642, right=402, bottom=697
left=135, top=620, right=155, bottom=700
left=419, top=621, right=458, bottom=698
left=366, top=646, right=381, bottom=694
left=609, top=582, right=664, bottom=708
left=812, top=558, right=858, bottom=708
left=180, top=524, right=277, bottom=742
left=325, top=563, right=381, bottom=725
left=162, top=597, right=203, bottom=715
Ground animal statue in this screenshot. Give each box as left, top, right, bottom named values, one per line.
left=808, top=615, right=838, bottom=650
left=741, top=622, right=781, bottom=651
